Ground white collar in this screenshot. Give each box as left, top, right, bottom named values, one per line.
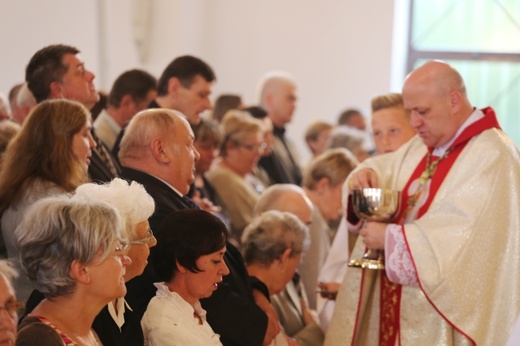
left=107, top=298, right=132, bottom=330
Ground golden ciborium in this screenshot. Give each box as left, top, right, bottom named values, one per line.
left=348, top=188, right=401, bottom=270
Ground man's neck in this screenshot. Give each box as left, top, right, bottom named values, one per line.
left=106, top=106, right=126, bottom=128
left=154, top=96, right=174, bottom=109
left=433, top=108, right=483, bottom=156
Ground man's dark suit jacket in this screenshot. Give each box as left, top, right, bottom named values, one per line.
left=258, top=126, right=302, bottom=185
left=121, top=166, right=195, bottom=320
left=122, top=166, right=268, bottom=345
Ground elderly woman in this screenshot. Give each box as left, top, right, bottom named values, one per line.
left=14, top=196, right=131, bottom=345
left=141, top=209, right=229, bottom=345
left=0, top=260, right=19, bottom=346
left=241, top=210, right=310, bottom=346
left=74, top=178, right=155, bottom=346
left=205, top=110, right=267, bottom=244
left=0, top=99, right=95, bottom=302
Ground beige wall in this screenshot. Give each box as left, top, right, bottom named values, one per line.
left=0, top=0, right=406, bottom=162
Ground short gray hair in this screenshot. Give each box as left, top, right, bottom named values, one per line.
left=254, top=184, right=306, bottom=215
left=15, top=195, right=124, bottom=298
left=241, top=210, right=309, bottom=266
left=119, top=108, right=184, bottom=163
left=302, top=148, right=358, bottom=190
left=328, top=126, right=365, bottom=152
left=73, top=178, right=155, bottom=239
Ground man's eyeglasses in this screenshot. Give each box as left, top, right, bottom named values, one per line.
left=0, top=299, right=24, bottom=318
left=129, top=228, right=155, bottom=246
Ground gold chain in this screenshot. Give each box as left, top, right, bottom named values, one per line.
left=404, top=148, right=454, bottom=219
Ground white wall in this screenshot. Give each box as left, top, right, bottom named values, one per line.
left=0, top=0, right=401, bottom=162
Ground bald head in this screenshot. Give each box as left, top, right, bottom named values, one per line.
left=404, top=60, right=467, bottom=98
left=258, top=72, right=297, bottom=128
left=255, top=184, right=313, bottom=224
left=402, top=61, right=474, bottom=148
left=119, top=108, right=187, bottom=161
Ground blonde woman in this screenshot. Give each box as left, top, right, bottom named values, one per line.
left=205, top=110, right=266, bottom=244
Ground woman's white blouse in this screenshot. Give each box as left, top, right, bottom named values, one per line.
left=142, top=283, right=222, bottom=346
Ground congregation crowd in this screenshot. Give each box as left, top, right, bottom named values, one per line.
left=0, top=43, right=519, bottom=346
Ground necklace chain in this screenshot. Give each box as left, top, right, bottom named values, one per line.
left=404, top=148, right=454, bottom=220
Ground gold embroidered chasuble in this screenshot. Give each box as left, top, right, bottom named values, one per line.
left=325, top=108, right=520, bottom=345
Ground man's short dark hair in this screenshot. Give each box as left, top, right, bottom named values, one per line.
left=108, top=69, right=157, bottom=108
left=25, top=44, right=80, bottom=103
left=157, top=55, right=216, bottom=96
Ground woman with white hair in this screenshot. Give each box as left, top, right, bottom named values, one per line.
left=241, top=210, right=310, bottom=346
left=15, top=196, right=131, bottom=345
left=74, top=178, right=155, bottom=346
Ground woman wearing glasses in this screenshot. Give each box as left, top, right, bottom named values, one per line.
left=74, top=178, right=155, bottom=346
left=205, top=110, right=267, bottom=246
left=15, top=195, right=131, bottom=346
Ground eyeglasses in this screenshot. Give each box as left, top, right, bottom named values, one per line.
left=238, top=142, right=267, bottom=153
left=113, top=242, right=130, bottom=255
left=129, top=228, right=155, bottom=247
left=0, top=299, right=23, bottom=318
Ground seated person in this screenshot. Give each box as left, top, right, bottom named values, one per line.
left=205, top=110, right=266, bottom=244
left=75, top=178, right=156, bottom=346
left=15, top=195, right=131, bottom=345
left=0, top=100, right=95, bottom=299
left=0, top=121, right=20, bottom=168
left=0, top=260, right=19, bottom=345
left=142, top=209, right=230, bottom=345
left=328, top=126, right=369, bottom=163
left=300, top=148, right=358, bottom=310
left=304, top=120, right=333, bottom=158
left=242, top=210, right=310, bottom=346
left=190, top=117, right=225, bottom=212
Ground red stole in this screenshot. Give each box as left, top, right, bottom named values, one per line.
left=368, top=108, right=500, bottom=345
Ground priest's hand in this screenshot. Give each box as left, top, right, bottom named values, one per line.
left=348, top=168, right=379, bottom=193
left=360, top=221, right=387, bottom=250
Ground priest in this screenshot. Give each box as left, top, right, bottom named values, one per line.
left=325, top=60, right=520, bottom=345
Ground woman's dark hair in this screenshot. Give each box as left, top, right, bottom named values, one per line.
left=152, top=209, right=229, bottom=282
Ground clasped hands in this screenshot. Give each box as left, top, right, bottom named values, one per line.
left=348, top=168, right=387, bottom=250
